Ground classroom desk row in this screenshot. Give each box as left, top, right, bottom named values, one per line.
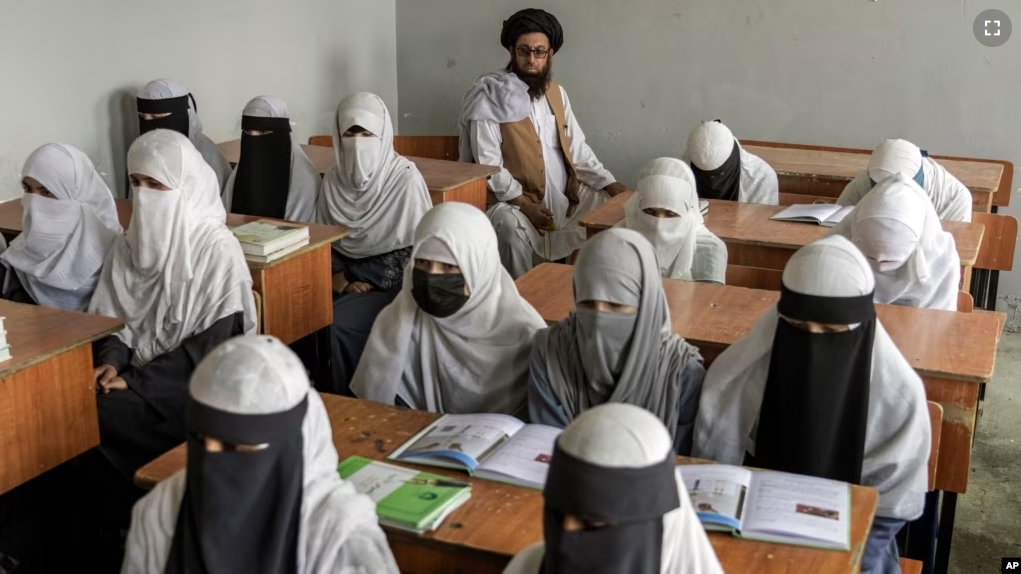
left=135, top=394, right=881, bottom=574
left=516, top=263, right=1006, bottom=496
left=217, top=140, right=500, bottom=212
left=580, top=197, right=986, bottom=294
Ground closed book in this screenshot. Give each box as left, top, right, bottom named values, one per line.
left=232, top=220, right=310, bottom=256
left=243, top=239, right=309, bottom=264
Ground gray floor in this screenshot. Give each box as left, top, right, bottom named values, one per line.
left=948, top=330, right=1021, bottom=572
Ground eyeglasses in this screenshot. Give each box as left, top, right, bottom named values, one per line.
left=516, top=46, right=550, bottom=59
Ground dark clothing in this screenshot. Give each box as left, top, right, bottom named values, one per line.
left=331, top=245, right=410, bottom=292
left=501, top=8, right=564, bottom=52
left=232, top=116, right=293, bottom=219
left=0, top=266, right=36, bottom=306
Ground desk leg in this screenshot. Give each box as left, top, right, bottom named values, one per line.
left=934, top=492, right=957, bottom=574
left=904, top=491, right=940, bottom=574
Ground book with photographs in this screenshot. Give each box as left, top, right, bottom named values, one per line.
left=338, top=456, right=471, bottom=534
left=388, top=414, right=561, bottom=490
left=679, top=464, right=851, bottom=551
left=769, top=204, right=854, bottom=227
left=232, top=220, right=310, bottom=256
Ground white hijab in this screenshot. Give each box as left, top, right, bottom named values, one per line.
left=503, top=403, right=724, bottom=574
left=121, top=335, right=399, bottom=574
left=318, top=92, right=432, bottom=258
left=351, top=202, right=546, bottom=414
left=222, top=96, right=320, bottom=223
left=88, top=130, right=256, bottom=366
left=1, top=144, right=122, bottom=311
left=830, top=174, right=960, bottom=311
left=693, top=236, right=930, bottom=520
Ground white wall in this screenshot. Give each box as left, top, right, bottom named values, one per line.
left=0, top=0, right=397, bottom=199
left=395, top=0, right=1021, bottom=306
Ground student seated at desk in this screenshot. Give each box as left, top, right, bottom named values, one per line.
left=837, top=138, right=972, bottom=222
left=528, top=229, right=706, bottom=455
left=222, top=96, right=319, bottom=222
left=121, top=336, right=399, bottom=574
left=89, top=130, right=257, bottom=482
left=503, top=403, right=723, bottom=574
left=319, top=92, right=432, bottom=393
left=830, top=173, right=960, bottom=311
left=0, top=143, right=122, bottom=309
left=685, top=120, right=778, bottom=205
left=693, top=235, right=930, bottom=574
left=136, top=79, right=231, bottom=190
left=619, top=158, right=727, bottom=283
left=351, top=202, right=545, bottom=414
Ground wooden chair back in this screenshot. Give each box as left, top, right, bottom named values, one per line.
left=972, top=212, right=1018, bottom=272
left=927, top=401, right=943, bottom=492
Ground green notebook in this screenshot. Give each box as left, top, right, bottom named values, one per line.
left=338, top=456, right=472, bottom=534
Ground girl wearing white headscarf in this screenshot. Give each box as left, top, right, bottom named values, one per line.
left=319, top=93, right=432, bottom=393
left=684, top=121, right=778, bottom=205
left=837, top=139, right=972, bottom=222
left=136, top=79, right=232, bottom=190
left=121, top=336, right=399, bottom=574
left=503, top=403, right=724, bottom=574
left=529, top=229, right=705, bottom=455
left=89, top=129, right=257, bottom=481
left=0, top=144, right=122, bottom=310
left=351, top=202, right=545, bottom=414
left=222, top=96, right=320, bottom=223
left=618, top=157, right=727, bottom=283
left=693, top=235, right=930, bottom=574
left=830, top=173, right=960, bottom=311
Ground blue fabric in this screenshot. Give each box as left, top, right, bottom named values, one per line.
left=863, top=516, right=905, bottom=574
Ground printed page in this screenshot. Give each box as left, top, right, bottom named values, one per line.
left=741, top=471, right=850, bottom=547
left=476, top=424, right=562, bottom=488
left=678, top=464, right=755, bottom=530
left=821, top=205, right=855, bottom=227
left=394, top=414, right=526, bottom=469
left=771, top=204, right=842, bottom=222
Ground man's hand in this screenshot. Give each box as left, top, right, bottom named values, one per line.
left=603, top=182, right=632, bottom=198
left=511, top=196, right=554, bottom=234
left=99, top=377, right=128, bottom=394
left=344, top=281, right=373, bottom=294
left=331, top=273, right=350, bottom=295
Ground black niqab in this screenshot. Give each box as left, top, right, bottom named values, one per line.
left=691, top=140, right=742, bottom=201
left=232, top=115, right=293, bottom=219
left=137, top=94, right=194, bottom=138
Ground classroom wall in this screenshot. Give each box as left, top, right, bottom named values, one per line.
left=0, top=0, right=397, bottom=200
left=394, top=0, right=1021, bottom=310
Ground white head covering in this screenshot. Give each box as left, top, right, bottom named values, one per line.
left=121, top=336, right=399, bottom=574
left=693, top=236, right=930, bottom=520
left=868, top=139, right=923, bottom=183
left=222, top=96, right=320, bottom=223
left=351, top=202, right=546, bottom=414
left=686, top=122, right=736, bottom=171
left=318, top=93, right=432, bottom=258
left=1, top=144, right=122, bottom=310
left=502, top=404, right=724, bottom=574
left=457, top=71, right=531, bottom=162
left=88, top=130, right=256, bottom=366
left=830, top=174, right=960, bottom=311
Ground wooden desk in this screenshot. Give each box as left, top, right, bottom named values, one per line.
left=0, top=199, right=347, bottom=346
left=580, top=197, right=984, bottom=291
left=217, top=140, right=499, bottom=212
left=0, top=301, right=123, bottom=495
left=516, top=264, right=1006, bottom=495
left=136, top=394, right=878, bottom=574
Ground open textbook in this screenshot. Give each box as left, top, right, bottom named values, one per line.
left=679, top=464, right=851, bottom=551
left=769, top=204, right=853, bottom=227
left=388, top=414, right=561, bottom=490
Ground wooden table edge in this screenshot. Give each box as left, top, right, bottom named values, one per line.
left=243, top=230, right=347, bottom=270
left=407, top=157, right=500, bottom=192
left=0, top=318, right=124, bottom=380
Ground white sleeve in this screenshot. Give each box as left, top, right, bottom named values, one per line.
left=837, top=172, right=872, bottom=206
left=739, top=152, right=779, bottom=205
left=561, top=87, right=615, bottom=190
left=470, top=119, right=524, bottom=202
left=329, top=527, right=401, bottom=574
left=932, top=162, right=974, bottom=222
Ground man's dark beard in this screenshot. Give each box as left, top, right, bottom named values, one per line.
left=507, top=59, right=552, bottom=101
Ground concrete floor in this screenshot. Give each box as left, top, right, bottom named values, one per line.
left=948, top=330, right=1021, bottom=573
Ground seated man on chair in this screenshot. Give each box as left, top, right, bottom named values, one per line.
left=458, top=8, right=631, bottom=279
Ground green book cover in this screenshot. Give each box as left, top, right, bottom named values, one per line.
left=338, top=456, right=471, bottom=531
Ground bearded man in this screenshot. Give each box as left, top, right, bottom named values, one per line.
left=458, top=8, right=631, bottom=278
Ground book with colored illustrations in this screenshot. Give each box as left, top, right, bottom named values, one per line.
left=338, top=456, right=472, bottom=534
left=679, top=464, right=851, bottom=551
left=231, top=220, right=310, bottom=257
left=388, top=413, right=562, bottom=490
left=769, top=204, right=854, bottom=227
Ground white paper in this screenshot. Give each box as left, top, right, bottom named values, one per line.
left=679, top=464, right=754, bottom=528
left=477, top=424, right=561, bottom=487
left=345, top=461, right=421, bottom=503
left=742, top=471, right=849, bottom=546
left=771, top=203, right=843, bottom=223
left=395, top=414, right=525, bottom=466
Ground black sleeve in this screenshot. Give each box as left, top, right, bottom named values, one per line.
left=0, top=266, right=37, bottom=306
left=330, top=246, right=347, bottom=277
left=118, top=312, right=246, bottom=419
left=93, top=335, right=134, bottom=373
left=342, top=247, right=412, bottom=293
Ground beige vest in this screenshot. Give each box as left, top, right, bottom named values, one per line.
left=489, top=81, right=580, bottom=207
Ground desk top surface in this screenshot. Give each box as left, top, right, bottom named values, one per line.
left=742, top=145, right=1004, bottom=194
left=0, top=300, right=123, bottom=380
left=580, top=197, right=984, bottom=266
left=517, top=264, right=1003, bottom=383
left=135, top=394, right=878, bottom=574
left=217, top=140, right=499, bottom=192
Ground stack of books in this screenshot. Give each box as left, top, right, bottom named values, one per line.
left=231, top=220, right=310, bottom=263
left=0, top=316, right=10, bottom=362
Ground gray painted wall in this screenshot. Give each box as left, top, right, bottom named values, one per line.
left=0, top=0, right=397, bottom=200
left=395, top=0, right=1021, bottom=307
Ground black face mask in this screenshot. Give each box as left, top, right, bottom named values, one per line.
left=137, top=94, right=193, bottom=138
left=412, top=268, right=469, bottom=318
left=232, top=115, right=293, bottom=219
left=691, top=138, right=742, bottom=201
